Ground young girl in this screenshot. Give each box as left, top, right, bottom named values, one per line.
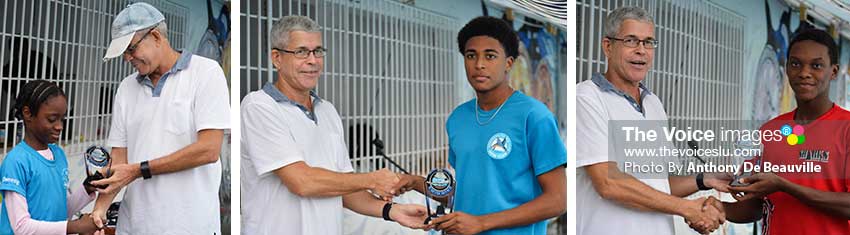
left=0, top=80, right=99, bottom=234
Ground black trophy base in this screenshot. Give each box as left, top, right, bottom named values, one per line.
left=84, top=172, right=108, bottom=189
left=424, top=205, right=447, bottom=225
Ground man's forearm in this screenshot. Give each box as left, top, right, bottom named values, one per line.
left=147, top=129, right=224, bottom=176
left=587, top=163, right=693, bottom=216
left=94, top=146, right=126, bottom=210
left=93, top=192, right=117, bottom=213
left=604, top=176, right=690, bottom=214
left=668, top=175, right=699, bottom=197
left=342, top=190, right=385, bottom=217
left=276, top=162, right=374, bottom=197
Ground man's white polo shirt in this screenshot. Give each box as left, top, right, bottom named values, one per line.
left=107, top=53, right=230, bottom=235
left=576, top=73, right=674, bottom=235
left=241, top=82, right=354, bottom=235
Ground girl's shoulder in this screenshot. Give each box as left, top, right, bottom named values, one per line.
left=2, top=143, right=67, bottom=165
left=3, top=143, right=37, bottom=165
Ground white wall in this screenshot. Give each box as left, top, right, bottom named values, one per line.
left=412, top=0, right=482, bottom=106
left=412, top=0, right=568, bottom=130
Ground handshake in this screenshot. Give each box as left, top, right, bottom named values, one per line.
left=364, top=168, right=480, bottom=234
left=363, top=168, right=432, bottom=230
left=64, top=213, right=105, bottom=235
left=679, top=172, right=732, bottom=234
left=680, top=171, right=783, bottom=234
left=682, top=196, right=725, bottom=234
left=366, top=168, right=422, bottom=200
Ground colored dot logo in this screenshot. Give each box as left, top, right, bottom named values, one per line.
left=781, top=124, right=806, bottom=146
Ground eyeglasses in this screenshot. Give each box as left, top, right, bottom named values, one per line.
left=125, top=28, right=155, bottom=54
left=273, top=47, right=327, bottom=59
left=607, top=37, right=659, bottom=49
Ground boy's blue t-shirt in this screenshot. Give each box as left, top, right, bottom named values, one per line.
left=447, top=91, right=567, bottom=235
left=0, top=142, right=69, bottom=235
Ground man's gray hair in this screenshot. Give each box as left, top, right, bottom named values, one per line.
left=270, top=16, right=321, bottom=48
left=604, top=6, right=654, bottom=38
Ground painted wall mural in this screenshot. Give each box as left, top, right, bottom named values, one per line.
left=503, top=15, right=564, bottom=116
left=752, top=0, right=800, bottom=126
left=753, top=0, right=848, bottom=127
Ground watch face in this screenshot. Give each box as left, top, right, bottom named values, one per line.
left=140, top=161, right=152, bottom=179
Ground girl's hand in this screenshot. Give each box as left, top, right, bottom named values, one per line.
left=68, top=213, right=101, bottom=234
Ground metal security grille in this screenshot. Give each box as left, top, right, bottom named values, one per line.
left=0, top=0, right=188, bottom=158
left=241, top=0, right=459, bottom=175
left=576, top=0, right=745, bottom=166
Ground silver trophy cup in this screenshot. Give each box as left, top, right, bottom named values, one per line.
left=424, top=168, right=455, bottom=226
left=83, top=145, right=112, bottom=189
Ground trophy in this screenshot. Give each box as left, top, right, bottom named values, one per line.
left=83, top=146, right=112, bottom=189
left=423, top=168, right=455, bottom=225
left=730, top=140, right=762, bottom=187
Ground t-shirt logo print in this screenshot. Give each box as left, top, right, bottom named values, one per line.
left=487, top=133, right=512, bottom=159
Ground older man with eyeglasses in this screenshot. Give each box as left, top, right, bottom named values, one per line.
left=239, top=15, right=428, bottom=235
left=92, top=2, right=231, bottom=234
left=576, top=6, right=733, bottom=235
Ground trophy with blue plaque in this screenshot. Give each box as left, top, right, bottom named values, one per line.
left=83, top=146, right=112, bottom=189
left=730, top=139, right=762, bottom=187
left=424, top=168, right=455, bottom=225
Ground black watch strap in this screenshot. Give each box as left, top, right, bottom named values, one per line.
left=140, top=161, right=152, bottom=180
left=696, top=173, right=711, bottom=190
left=382, top=202, right=394, bottom=221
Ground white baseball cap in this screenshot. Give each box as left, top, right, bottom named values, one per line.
left=103, top=2, right=165, bottom=61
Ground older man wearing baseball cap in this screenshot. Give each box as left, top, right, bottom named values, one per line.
left=91, top=3, right=230, bottom=234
